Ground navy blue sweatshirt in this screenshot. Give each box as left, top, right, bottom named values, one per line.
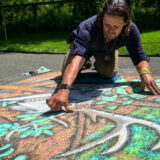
left=67, top=15, right=149, bottom=66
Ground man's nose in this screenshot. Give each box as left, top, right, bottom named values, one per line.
left=108, top=26, right=115, bottom=32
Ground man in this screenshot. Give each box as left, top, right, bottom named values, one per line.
left=46, top=0, right=160, bottom=112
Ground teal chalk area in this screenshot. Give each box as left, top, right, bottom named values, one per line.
left=131, top=107, right=160, bottom=124
left=91, top=156, right=118, bottom=160
left=156, top=98, right=160, bottom=103
left=96, top=95, right=118, bottom=105
left=58, top=73, right=120, bottom=84
left=0, top=148, right=14, bottom=158
left=0, top=144, right=12, bottom=151
left=0, top=123, right=20, bottom=137
left=124, top=125, right=160, bottom=160
left=14, top=155, right=28, bottom=160
left=82, top=125, right=115, bottom=143
left=1, top=101, right=18, bottom=107
left=74, top=73, right=120, bottom=84
left=122, top=100, right=134, bottom=105
left=106, top=105, right=118, bottom=110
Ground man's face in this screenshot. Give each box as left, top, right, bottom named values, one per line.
left=103, top=14, right=127, bottom=41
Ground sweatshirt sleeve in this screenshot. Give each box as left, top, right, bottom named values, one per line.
left=126, top=22, right=150, bottom=66
left=70, top=21, right=92, bottom=59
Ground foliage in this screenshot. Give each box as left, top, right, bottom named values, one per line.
left=129, top=0, right=160, bottom=29
left=1, top=0, right=159, bottom=33
left=72, top=0, right=106, bottom=26
left=1, top=1, right=74, bottom=32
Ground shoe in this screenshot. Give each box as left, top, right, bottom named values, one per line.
left=82, top=59, right=92, bottom=70
left=93, top=62, right=96, bottom=70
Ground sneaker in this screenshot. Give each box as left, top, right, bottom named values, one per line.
left=82, top=59, right=92, bottom=70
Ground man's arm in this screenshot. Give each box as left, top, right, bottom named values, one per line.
left=46, top=55, right=86, bottom=112
left=136, top=60, right=160, bottom=95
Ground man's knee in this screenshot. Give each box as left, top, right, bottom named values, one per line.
left=96, top=68, right=117, bottom=78
left=94, top=50, right=119, bottom=78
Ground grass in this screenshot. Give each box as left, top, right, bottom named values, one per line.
left=0, top=30, right=160, bottom=56
left=119, top=30, right=160, bottom=56
left=0, top=32, right=70, bottom=53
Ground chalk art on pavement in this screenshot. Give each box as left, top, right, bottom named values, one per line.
left=0, top=73, right=160, bottom=160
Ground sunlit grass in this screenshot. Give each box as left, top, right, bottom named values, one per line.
left=0, top=32, right=70, bottom=53
left=119, top=30, right=160, bottom=56
left=0, top=30, right=160, bottom=55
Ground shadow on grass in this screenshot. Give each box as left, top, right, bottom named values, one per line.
left=0, top=31, right=70, bottom=42
left=0, top=32, right=70, bottom=53
left=140, top=28, right=160, bottom=34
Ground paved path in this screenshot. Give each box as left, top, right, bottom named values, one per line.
left=0, top=71, right=160, bottom=160
left=0, top=52, right=160, bottom=84
left=0, top=52, right=160, bottom=160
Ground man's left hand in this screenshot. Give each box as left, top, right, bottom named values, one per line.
left=140, top=73, right=160, bottom=95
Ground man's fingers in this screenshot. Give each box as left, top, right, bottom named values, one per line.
left=140, top=79, right=160, bottom=95
left=140, top=74, right=160, bottom=95
left=46, top=97, right=56, bottom=108
left=146, top=83, right=157, bottom=95
left=65, top=104, right=73, bottom=113
left=46, top=97, right=73, bottom=113
left=151, top=82, right=160, bottom=95
left=46, top=97, right=51, bottom=104
left=54, top=104, right=62, bottom=111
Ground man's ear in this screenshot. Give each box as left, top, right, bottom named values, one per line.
left=124, top=20, right=129, bottom=26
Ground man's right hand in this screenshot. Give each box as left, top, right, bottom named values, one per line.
left=46, top=89, right=73, bottom=112
left=46, top=55, right=85, bottom=113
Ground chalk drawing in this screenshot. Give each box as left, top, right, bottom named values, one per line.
left=0, top=74, right=160, bottom=160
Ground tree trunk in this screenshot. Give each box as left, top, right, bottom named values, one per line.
left=73, top=0, right=81, bottom=15
left=1, top=6, right=7, bottom=41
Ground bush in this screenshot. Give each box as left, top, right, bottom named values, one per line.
left=130, top=0, right=160, bottom=29
left=1, top=0, right=160, bottom=32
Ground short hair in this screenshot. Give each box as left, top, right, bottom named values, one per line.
left=96, top=0, right=131, bottom=36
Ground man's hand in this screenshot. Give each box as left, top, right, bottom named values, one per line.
left=46, top=55, right=85, bottom=112
left=140, top=73, right=160, bottom=95
left=46, top=89, right=73, bottom=112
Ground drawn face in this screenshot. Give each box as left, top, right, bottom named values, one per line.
left=103, top=14, right=127, bottom=42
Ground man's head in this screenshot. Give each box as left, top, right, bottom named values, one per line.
left=97, top=0, right=131, bottom=40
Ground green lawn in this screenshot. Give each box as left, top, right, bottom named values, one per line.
left=119, top=30, right=160, bottom=56
left=0, top=32, right=70, bottom=53
left=0, top=30, right=160, bottom=56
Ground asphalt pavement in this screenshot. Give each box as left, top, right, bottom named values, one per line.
left=0, top=52, right=160, bottom=160
left=0, top=52, right=159, bottom=84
